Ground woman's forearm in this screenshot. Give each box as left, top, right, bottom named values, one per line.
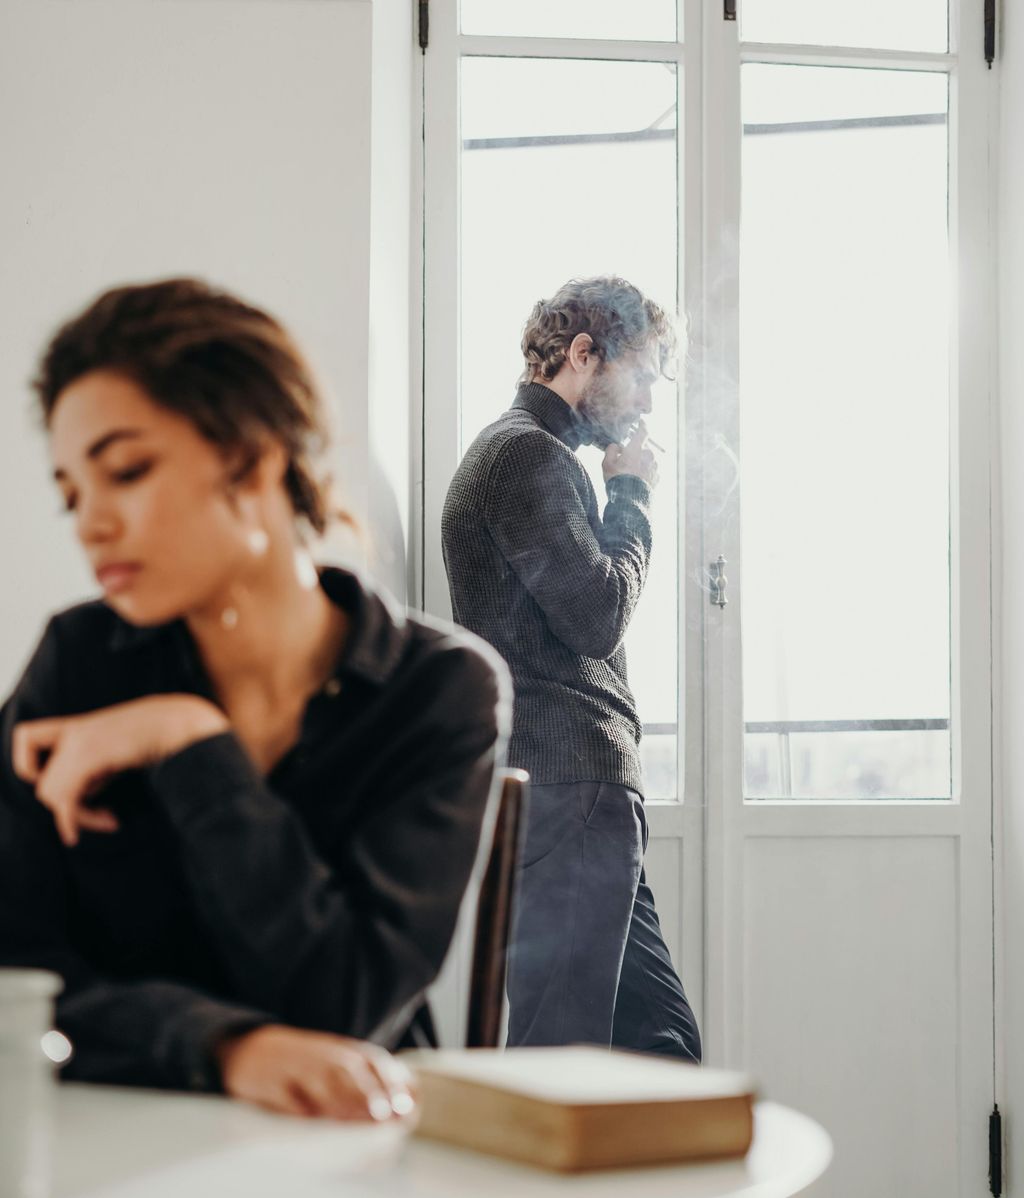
left=148, top=700, right=502, bottom=1044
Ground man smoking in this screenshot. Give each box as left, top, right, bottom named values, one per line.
left=442, top=276, right=701, bottom=1059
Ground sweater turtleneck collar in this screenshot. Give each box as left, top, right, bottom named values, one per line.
left=512, top=383, right=602, bottom=451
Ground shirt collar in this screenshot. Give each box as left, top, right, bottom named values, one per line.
left=107, top=566, right=407, bottom=688
left=319, top=567, right=407, bottom=686
left=512, top=383, right=588, bottom=450
left=107, top=619, right=164, bottom=653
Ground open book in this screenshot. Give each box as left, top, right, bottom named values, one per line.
left=405, top=1046, right=756, bottom=1172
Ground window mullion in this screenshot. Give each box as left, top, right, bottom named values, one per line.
left=696, top=0, right=743, bottom=1066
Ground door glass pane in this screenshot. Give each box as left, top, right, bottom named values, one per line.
left=741, top=0, right=947, bottom=53
left=740, top=65, right=951, bottom=800
left=461, top=1, right=677, bottom=43
left=460, top=56, right=681, bottom=797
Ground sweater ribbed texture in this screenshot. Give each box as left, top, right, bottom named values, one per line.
left=442, top=384, right=652, bottom=794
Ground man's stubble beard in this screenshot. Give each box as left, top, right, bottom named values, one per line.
left=577, top=368, right=631, bottom=450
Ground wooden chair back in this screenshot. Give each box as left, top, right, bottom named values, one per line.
left=466, top=768, right=530, bottom=1048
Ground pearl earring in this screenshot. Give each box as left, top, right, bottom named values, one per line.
left=220, top=606, right=240, bottom=630
left=294, top=547, right=318, bottom=590
left=248, top=527, right=269, bottom=556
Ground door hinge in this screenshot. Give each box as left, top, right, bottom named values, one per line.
left=985, top=0, right=996, bottom=68
left=723, top=0, right=737, bottom=21
left=989, top=1104, right=1003, bottom=1197
left=418, top=0, right=429, bottom=52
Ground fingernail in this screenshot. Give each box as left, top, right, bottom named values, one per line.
left=391, top=1091, right=416, bottom=1117
left=369, top=1095, right=393, bottom=1122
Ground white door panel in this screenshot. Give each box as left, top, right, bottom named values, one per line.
left=743, top=834, right=959, bottom=1195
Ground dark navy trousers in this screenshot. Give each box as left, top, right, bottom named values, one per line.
left=506, top=781, right=701, bottom=1062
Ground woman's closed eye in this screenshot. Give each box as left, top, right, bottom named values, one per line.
left=111, top=460, right=154, bottom=486
left=57, top=460, right=155, bottom=514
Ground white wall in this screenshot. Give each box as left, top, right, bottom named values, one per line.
left=1001, top=1, right=1024, bottom=1189
left=368, top=0, right=416, bottom=601
left=0, top=0, right=413, bottom=694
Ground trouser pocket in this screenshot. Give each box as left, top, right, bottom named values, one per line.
left=578, top=781, right=604, bottom=825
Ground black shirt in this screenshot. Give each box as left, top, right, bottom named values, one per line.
left=442, top=384, right=651, bottom=793
left=0, top=568, right=510, bottom=1091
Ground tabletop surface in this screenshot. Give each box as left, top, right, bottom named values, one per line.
left=53, top=1083, right=832, bottom=1198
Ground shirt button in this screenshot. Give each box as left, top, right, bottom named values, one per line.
left=323, top=678, right=342, bottom=698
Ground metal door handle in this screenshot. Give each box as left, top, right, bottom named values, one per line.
left=710, top=555, right=728, bottom=608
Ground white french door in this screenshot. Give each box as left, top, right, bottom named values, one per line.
left=419, top=2, right=997, bottom=1194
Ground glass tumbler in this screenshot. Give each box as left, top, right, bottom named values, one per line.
left=0, top=969, right=66, bottom=1198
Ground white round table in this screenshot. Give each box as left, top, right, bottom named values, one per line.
left=53, top=1084, right=831, bottom=1198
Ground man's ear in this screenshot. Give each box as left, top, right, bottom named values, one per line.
left=566, top=333, right=595, bottom=373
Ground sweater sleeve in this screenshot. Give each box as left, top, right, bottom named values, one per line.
left=0, top=620, right=271, bottom=1092
left=147, top=639, right=509, bottom=1049
left=483, top=432, right=653, bottom=660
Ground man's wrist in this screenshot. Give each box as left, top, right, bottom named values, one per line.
left=606, top=472, right=653, bottom=504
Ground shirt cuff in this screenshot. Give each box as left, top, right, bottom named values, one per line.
left=160, top=996, right=271, bottom=1092
left=605, top=472, right=653, bottom=513
left=148, top=732, right=262, bottom=828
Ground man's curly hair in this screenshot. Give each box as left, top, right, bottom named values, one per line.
left=518, top=276, right=676, bottom=387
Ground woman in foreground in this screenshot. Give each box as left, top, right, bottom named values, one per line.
left=0, top=279, right=509, bottom=1120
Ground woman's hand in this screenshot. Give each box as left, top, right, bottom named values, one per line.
left=12, top=695, right=229, bottom=845
left=215, top=1025, right=417, bottom=1122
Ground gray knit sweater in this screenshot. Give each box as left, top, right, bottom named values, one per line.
left=441, top=384, right=652, bottom=793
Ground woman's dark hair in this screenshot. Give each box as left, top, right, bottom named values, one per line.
left=34, top=278, right=335, bottom=535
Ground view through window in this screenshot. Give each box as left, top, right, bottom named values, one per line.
left=740, top=61, right=952, bottom=800
left=452, top=0, right=954, bottom=802
left=460, top=53, right=682, bottom=799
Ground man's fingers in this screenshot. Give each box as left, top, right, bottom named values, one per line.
left=630, top=420, right=650, bottom=448
left=11, top=719, right=62, bottom=783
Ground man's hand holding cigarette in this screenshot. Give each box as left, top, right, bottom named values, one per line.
left=603, top=419, right=660, bottom=487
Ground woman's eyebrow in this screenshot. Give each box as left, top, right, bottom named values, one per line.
left=53, top=428, right=146, bottom=481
